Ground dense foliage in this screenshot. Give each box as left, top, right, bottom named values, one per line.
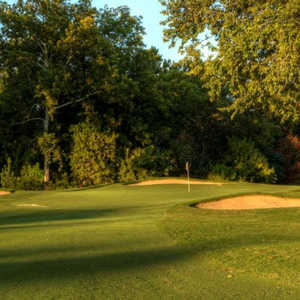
left=70, top=121, right=117, bottom=185
left=0, top=0, right=299, bottom=189
left=161, top=0, right=300, bottom=122
left=209, top=137, right=277, bottom=183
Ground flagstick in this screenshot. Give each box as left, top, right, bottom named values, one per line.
left=186, top=161, right=190, bottom=193
left=187, top=170, right=190, bottom=192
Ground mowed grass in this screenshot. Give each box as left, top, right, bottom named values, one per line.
left=2, top=182, right=300, bottom=299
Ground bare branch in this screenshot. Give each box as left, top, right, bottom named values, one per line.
left=55, top=91, right=100, bottom=111
left=13, top=91, right=100, bottom=126
left=13, top=117, right=44, bottom=126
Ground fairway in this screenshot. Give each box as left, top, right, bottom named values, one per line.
left=2, top=182, right=300, bottom=299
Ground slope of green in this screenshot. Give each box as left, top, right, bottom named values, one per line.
left=1, top=182, right=300, bottom=299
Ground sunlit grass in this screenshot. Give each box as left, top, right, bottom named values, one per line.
left=1, top=182, right=300, bottom=299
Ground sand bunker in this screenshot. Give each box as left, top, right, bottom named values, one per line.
left=131, top=179, right=223, bottom=186
left=197, top=195, right=300, bottom=210
left=0, top=191, right=10, bottom=196
left=16, top=204, right=47, bottom=208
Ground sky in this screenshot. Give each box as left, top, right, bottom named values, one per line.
left=5, top=0, right=215, bottom=61
left=97, top=0, right=216, bottom=61
left=97, top=0, right=183, bottom=61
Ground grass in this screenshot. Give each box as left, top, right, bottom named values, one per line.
left=1, top=182, right=300, bottom=299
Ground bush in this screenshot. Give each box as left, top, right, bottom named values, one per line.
left=209, top=137, right=277, bottom=183
left=119, top=146, right=175, bottom=183
left=54, top=173, right=70, bottom=189
left=1, top=158, right=44, bottom=190
left=119, top=148, right=148, bottom=182
left=267, top=151, right=286, bottom=183
left=276, top=134, right=300, bottom=183
left=208, top=163, right=236, bottom=182
left=0, top=157, right=17, bottom=189
left=70, top=122, right=117, bottom=186
left=134, top=146, right=175, bottom=176
left=119, top=148, right=139, bottom=182
left=17, top=163, right=44, bottom=190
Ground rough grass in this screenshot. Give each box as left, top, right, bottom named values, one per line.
left=1, top=182, right=300, bottom=299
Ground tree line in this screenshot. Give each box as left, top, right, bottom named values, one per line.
left=0, top=0, right=299, bottom=189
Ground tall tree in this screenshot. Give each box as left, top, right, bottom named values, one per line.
left=161, top=0, right=300, bottom=122
left=0, top=0, right=119, bottom=183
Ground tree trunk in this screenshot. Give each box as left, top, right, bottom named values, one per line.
left=43, top=107, right=50, bottom=184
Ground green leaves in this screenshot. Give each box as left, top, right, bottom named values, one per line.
left=210, top=137, right=277, bottom=183
left=0, top=0, right=152, bottom=184
left=70, top=121, right=117, bottom=185
left=38, top=132, right=62, bottom=170
left=161, top=0, right=300, bottom=123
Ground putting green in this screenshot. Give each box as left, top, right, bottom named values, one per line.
left=1, top=182, right=300, bottom=299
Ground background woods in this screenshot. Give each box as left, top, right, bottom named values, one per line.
left=0, top=0, right=299, bottom=189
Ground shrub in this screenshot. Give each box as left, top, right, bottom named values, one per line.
left=208, top=163, right=236, bottom=182
left=119, top=148, right=148, bottom=182
left=0, top=157, right=17, bottom=189
left=134, top=146, right=175, bottom=176
left=70, top=122, right=117, bottom=186
left=17, top=163, right=44, bottom=190
left=276, top=134, right=300, bottom=183
left=267, top=152, right=286, bottom=183
left=119, top=146, right=175, bottom=183
left=38, top=132, right=63, bottom=174
left=209, top=137, right=277, bottom=183
left=49, top=173, right=70, bottom=189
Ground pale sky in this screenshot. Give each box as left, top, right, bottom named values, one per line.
left=97, top=0, right=183, bottom=61
left=5, top=0, right=215, bottom=61
left=97, top=0, right=216, bottom=61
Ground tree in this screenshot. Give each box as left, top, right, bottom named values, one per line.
left=0, top=0, right=123, bottom=183
left=70, top=121, right=117, bottom=185
left=161, top=0, right=300, bottom=123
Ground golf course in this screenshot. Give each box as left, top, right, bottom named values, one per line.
left=2, top=180, right=300, bottom=299
left=0, top=0, right=299, bottom=298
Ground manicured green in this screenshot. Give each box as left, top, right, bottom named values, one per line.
left=1, top=182, right=300, bottom=299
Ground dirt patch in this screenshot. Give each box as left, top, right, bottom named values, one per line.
left=197, top=195, right=300, bottom=210
left=16, top=204, right=47, bottom=208
left=0, top=191, right=10, bottom=196
left=130, top=179, right=223, bottom=186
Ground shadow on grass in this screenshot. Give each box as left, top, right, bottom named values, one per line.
left=0, top=218, right=120, bottom=231
left=1, top=232, right=300, bottom=285
left=0, top=208, right=125, bottom=226
left=61, top=184, right=114, bottom=193
left=186, top=233, right=300, bottom=253
left=0, top=246, right=193, bottom=284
